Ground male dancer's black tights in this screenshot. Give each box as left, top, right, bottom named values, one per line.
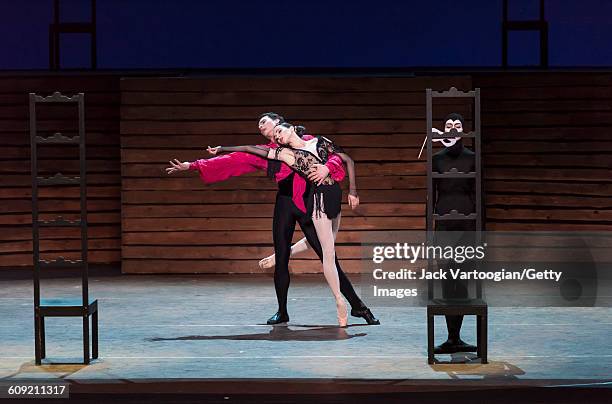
left=272, top=193, right=364, bottom=315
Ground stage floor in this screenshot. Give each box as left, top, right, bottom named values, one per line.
left=0, top=274, right=611, bottom=387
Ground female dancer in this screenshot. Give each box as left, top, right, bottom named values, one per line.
left=208, top=123, right=358, bottom=327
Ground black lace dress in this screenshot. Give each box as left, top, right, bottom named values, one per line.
left=271, top=136, right=344, bottom=220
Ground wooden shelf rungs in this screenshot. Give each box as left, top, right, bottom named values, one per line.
left=37, top=173, right=80, bottom=185
left=38, top=256, right=83, bottom=268
left=431, top=86, right=476, bottom=98
left=433, top=171, right=476, bottom=178
left=36, top=133, right=80, bottom=144
left=31, top=92, right=82, bottom=103
left=433, top=210, right=477, bottom=221
left=432, top=131, right=477, bottom=139
left=38, top=216, right=81, bottom=227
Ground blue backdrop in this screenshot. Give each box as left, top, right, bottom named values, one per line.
left=1, top=0, right=611, bottom=69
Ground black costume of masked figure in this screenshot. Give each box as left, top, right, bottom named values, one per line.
left=432, top=114, right=478, bottom=353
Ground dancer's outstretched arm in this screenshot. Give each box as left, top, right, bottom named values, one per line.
left=211, top=145, right=271, bottom=159
left=166, top=149, right=268, bottom=183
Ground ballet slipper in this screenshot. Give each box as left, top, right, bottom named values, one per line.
left=336, top=298, right=348, bottom=327
left=258, top=255, right=275, bottom=270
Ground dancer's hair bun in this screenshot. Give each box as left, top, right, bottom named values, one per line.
left=294, top=125, right=307, bottom=137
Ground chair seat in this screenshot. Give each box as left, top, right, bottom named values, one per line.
left=427, top=298, right=487, bottom=316
left=38, top=298, right=98, bottom=316
left=428, top=298, right=486, bottom=306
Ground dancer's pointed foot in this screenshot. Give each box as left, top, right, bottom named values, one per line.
left=350, top=307, right=380, bottom=325
left=266, top=311, right=289, bottom=325
left=336, top=298, right=348, bottom=327
left=259, top=255, right=275, bottom=270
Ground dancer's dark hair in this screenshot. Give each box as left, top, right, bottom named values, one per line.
left=278, top=122, right=306, bottom=138
left=260, top=112, right=285, bottom=123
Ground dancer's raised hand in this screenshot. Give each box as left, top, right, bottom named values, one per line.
left=165, top=159, right=190, bottom=174
left=348, top=193, right=359, bottom=209
left=207, top=146, right=221, bottom=155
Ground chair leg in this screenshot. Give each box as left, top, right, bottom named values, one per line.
left=34, top=313, right=41, bottom=365
left=476, top=315, right=481, bottom=358
left=481, top=313, right=488, bottom=364
left=40, top=316, right=46, bottom=359
left=427, top=313, right=434, bottom=364
left=92, top=311, right=98, bottom=360
left=83, top=315, right=90, bottom=365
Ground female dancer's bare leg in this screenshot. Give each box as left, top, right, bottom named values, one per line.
left=311, top=199, right=347, bottom=327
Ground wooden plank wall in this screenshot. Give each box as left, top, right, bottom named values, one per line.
left=120, top=76, right=473, bottom=273
left=0, top=75, right=121, bottom=267
left=474, top=73, right=612, bottom=231
left=3, top=72, right=609, bottom=272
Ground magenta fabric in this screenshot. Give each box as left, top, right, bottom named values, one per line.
left=188, top=136, right=346, bottom=213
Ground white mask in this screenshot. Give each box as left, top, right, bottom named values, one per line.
left=434, top=119, right=463, bottom=147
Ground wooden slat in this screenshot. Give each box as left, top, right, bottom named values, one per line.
left=120, top=105, right=472, bottom=121
left=121, top=259, right=366, bottom=274
left=121, top=190, right=427, bottom=204
left=120, top=134, right=427, bottom=148
left=122, top=230, right=375, bottom=245
left=484, top=154, right=612, bottom=168
left=121, top=203, right=424, bottom=218
left=0, top=239, right=120, bottom=254
left=123, top=162, right=428, bottom=177
left=120, top=120, right=429, bottom=135
left=1, top=251, right=121, bottom=266
left=0, top=186, right=120, bottom=199
left=484, top=181, right=612, bottom=196
left=121, top=149, right=429, bottom=164
left=121, top=176, right=427, bottom=191
left=486, top=208, right=612, bottom=222
left=122, top=245, right=369, bottom=260
left=486, top=167, right=612, bottom=182
left=121, top=91, right=469, bottom=106
left=1, top=225, right=120, bottom=241
left=487, top=194, right=612, bottom=208
left=2, top=199, right=119, bottom=212
left=0, top=213, right=120, bottom=225
left=122, top=217, right=424, bottom=232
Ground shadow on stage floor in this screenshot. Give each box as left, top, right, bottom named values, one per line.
left=147, top=324, right=367, bottom=342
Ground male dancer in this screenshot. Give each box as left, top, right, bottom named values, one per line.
left=166, top=113, right=379, bottom=325
left=431, top=113, right=477, bottom=354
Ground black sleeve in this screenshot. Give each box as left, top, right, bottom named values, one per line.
left=317, top=136, right=346, bottom=162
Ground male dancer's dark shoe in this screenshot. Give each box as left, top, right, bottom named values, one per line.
left=267, top=311, right=289, bottom=325
left=433, top=338, right=477, bottom=354
left=350, top=307, right=380, bottom=325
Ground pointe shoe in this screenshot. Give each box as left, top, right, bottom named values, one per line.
left=259, top=255, right=275, bottom=270
left=336, top=299, right=348, bottom=327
